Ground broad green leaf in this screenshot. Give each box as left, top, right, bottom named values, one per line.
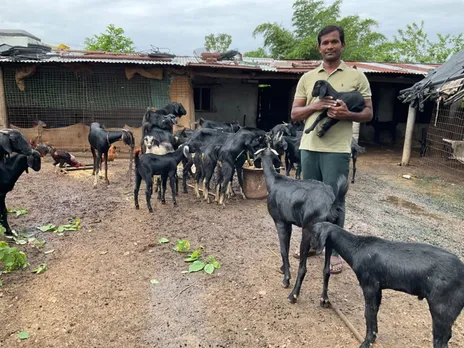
left=15, top=239, right=27, bottom=245
left=57, top=225, right=65, bottom=233
left=173, top=239, right=190, bottom=253
left=209, top=256, right=221, bottom=269
left=32, top=264, right=48, bottom=274
left=189, top=260, right=205, bottom=273
left=150, top=279, right=160, bottom=284
left=204, top=264, right=215, bottom=274
left=17, top=331, right=29, bottom=340
left=38, top=224, right=56, bottom=232
left=158, top=238, right=169, bottom=244
left=183, top=257, right=198, bottom=262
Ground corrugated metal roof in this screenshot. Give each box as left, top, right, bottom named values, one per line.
left=0, top=51, right=440, bottom=75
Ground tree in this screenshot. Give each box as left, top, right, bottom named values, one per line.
left=380, top=21, right=464, bottom=63
left=84, top=24, right=135, bottom=53
left=204, top=33, right=232, bottom=53
left=243, top=47, right=270, bottom=58
left=252, top=23, right=296, bottom=58
left=251, top=0, right=388, bottom=61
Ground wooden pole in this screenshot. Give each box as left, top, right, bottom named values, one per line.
left=401, top=104, right=417, bottom=166
left=0, top=67, right=9, bottom=128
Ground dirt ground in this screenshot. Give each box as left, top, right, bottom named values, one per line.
left=1, top=146, right=463, bottom=348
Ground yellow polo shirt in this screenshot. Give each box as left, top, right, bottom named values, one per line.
left=294, top=61, right=372, bottom=153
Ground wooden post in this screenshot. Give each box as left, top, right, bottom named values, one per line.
left=0, top=67, right=9, bottom=128
left=401, top=104, right=417, bottom=166
left=352, top=122, right=360, bottom=142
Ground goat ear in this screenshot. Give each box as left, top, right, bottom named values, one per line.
left=0, top=135, right=13, bottom=154
left=319, top=82, right=328, bottom=98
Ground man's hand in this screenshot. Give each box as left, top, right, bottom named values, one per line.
left=312, top=96, right=338, bottom=112
left=327, top=99, right=352, bottom=120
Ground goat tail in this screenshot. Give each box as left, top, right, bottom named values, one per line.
left=330, top=175, right=349, bottom=221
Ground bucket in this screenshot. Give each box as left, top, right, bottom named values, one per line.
left=242, top=165, right=268, bottom=199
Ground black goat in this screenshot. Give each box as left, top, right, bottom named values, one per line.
left=134, top=143, right=189, bottom=212
left=253, top=147, right=348, bottom=303
left=350, top=137, right=365, bottom=184
left=272, top=132, right=302, bottom=179
left=199, top=118, right=241, bottom=133
left=0, top=151, right=41, bottom=234
left=270, top=122, right=297, bottom=137
left=142, top=113, right=178, bottom=138
left=215, top=127, right=267, bottom=206
left=304, top=80, right=365, bottom=137
left=0, top=129, right=33, bottom=161
left=88, top=122, right=135, bottom=186
left=312, top=222, right=464, bottom=348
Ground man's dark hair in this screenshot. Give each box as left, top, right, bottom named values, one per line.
left=317, top=25, right=345, bottom=46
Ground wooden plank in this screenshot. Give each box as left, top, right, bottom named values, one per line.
left=0, top=67, right=9, bottom=128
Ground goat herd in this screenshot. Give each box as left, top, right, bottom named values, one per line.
left=1, top=98, right=463, bottom=348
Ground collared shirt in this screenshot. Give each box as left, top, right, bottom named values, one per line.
left=294, top=61, right=372, bottom=153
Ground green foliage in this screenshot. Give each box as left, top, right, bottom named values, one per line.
left=158, top=238, right=169, bottom=244
left=0, top=241, right=28, bottom=273
left=243, top=47, right=270, bottom=58
left=173, top=239, right=191, bottom=253
left=17, top=331, right=29, bottom=340
left=32, top=263, right=48, bottom=274
left=38, top=217, right=81, bottom=235
left=84, top=24, right=135, bottom=53
left=249, top=0, right=463, bottom=63
left=7, top=208, right=28, bottom=217
left=252, top=23, right=296, bottom=58
left=204, top=33, right=232, bottom=52
left=380, top=21, right=464, bottom=63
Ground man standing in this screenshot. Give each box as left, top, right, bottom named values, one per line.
left=291, top=25, right=373, bottom=274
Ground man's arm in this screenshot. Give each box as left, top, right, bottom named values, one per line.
left=291, top=98, right=339, bottom=122
left=326, top=98, right=373, bottom=123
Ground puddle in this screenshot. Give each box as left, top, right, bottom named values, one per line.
left=381, top=195, right=441, bottom=219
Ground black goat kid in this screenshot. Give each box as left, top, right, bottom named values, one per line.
left=304, top=80, right=365, bottom=137
left=253, top=147, right=348, bottom=303
left=312, top=222, right=464, bottom=348
left=88, top=122, right=135, bottom=187
left=134, top=143, right=189, bottom=212
left=0, top=129, right=33, bottom=161
left=0, top=151, right=41, bottom=234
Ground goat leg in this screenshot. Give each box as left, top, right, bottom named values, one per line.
left=351, top=155, right=357, bottom=184
left=320, top=246, right=332, bottom=308
left=316, top=118, right=339, bottom=138
left=276, top=222, right=292, bottom=288
left=429, top=300, right=457, bottom=348
left=288, top=226, right=312, bottom=303
left=360, top=286, right=381, bottom=347
left=145, top=178, right=154, bottom=213
left=170, top=174, right=177, bottom=206
left=161, top=176, right=167, bottom=204
left=91, top=147, right=97, bottom=175
left=0, top=196, right=12, bottom=235
left=134, top=172, right=142, bottom=210
left=104, top=153, right=109, bottom=185
left=304, top=112, right=327, bottom=134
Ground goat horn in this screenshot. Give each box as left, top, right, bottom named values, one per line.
left=270, top=149, right=279, bottom=156
left=254, top=148, right=265, bottom=156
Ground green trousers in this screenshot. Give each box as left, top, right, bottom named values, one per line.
left=300, top=150, right=350, bottom=257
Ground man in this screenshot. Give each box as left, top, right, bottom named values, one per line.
left=291, top=25, right=373, bottom=274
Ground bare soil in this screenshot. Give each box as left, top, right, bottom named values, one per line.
left=1, top=146, right=463, bottom=348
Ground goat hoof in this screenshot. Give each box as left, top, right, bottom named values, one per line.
left=351, top=180, right=355, bottom=184
left=173, top=202, right=177, bottom=207
left=281, top=280, right=290, bottom=288
left=316, top=131, right=325, bottom=138
left=320, top=298, right=330, bottom=308
left=161, top=200, right=166, bottom=205
left=288, top=293, right=298, bottom=304
left=183, top=189, right=188, bottom=194
left=148, top=209, right=153, bottom=213
left=135, top=205, right=139, bottom=210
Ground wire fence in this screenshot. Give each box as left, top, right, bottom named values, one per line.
left=419, top=98, right=464, bottom=177
left=2, top=64, right=171, bottom=151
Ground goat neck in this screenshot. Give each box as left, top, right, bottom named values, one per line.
left=326, top=225, right=359, bottom=266
left=0, top=155, right=28, bottom=185
left=260, top=153, right=278, bottom=188
left=172, top=145, right=187, bottom=164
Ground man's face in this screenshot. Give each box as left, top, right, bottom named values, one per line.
left=318, top=30, right=345, bottom=62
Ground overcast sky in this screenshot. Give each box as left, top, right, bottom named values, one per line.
left=0, top=0, right=462, bottom=56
